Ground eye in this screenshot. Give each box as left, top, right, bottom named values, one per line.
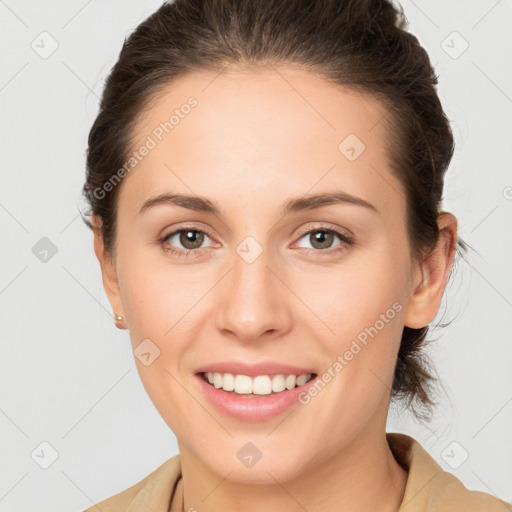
left=158, top=227, right=215, bottom=256
left=294, top=225, right=354, bottom=256
left=157, top=224, right=354, bottom=258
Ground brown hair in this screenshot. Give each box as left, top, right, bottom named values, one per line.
left=82, top=0, right=468, bottom=421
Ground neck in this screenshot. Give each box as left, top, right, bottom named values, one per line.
left=178, top=430, right=408, bottom=512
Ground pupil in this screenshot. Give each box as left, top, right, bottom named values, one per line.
left=312, top=230, right=332, bottom=249
left=181, top=230, right=203, bottom=249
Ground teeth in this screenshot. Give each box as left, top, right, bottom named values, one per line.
left=272, top=374, right=286, bottom=392
left=235, top=375, right=253, bottom=394
left=204, top=372, right=314, bottom=395
left=221, top=372, right=234, bottom=391
left=285, top=375, right=296, bottom=390
left=296, top=374, right=310, bottom=386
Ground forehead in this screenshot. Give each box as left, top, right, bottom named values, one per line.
left=133, top=64, right=389, bottom=153
left=120, top=65, right=402, bottom=218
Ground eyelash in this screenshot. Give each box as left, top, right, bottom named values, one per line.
left=157, top=223, right=354, bottom=258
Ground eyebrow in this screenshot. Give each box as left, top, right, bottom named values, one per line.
left=138, top=191, right=378, bottom=216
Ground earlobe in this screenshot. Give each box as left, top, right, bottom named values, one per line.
left=91, top=214, right=127, bottom=327
left=403, top=212, right=458, bottom=329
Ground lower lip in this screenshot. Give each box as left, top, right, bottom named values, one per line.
left=195, top=373, right=318, bottom=422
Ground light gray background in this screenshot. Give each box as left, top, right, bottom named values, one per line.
left=1, top=1, right=511, bottom=510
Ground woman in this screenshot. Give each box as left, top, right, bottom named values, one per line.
left=81, top=0, right=511, bottom=510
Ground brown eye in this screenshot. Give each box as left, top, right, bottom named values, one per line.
left=309, top=230, right=335, bottom=250
left=159, top=228, right=214, bottom=255
left=294, top=226, right=354, bottom=257
left=178, top=230, right=205, bottom=249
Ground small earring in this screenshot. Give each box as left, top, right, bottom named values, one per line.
left=114, top=312, right=126, bottom=329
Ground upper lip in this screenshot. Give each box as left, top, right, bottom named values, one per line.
left=195, top=360, right=318, bottom=377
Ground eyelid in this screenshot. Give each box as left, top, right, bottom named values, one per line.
left=161, top=222, right=352, bottom=243
left=157, top=224, right=218, bottom=256
left=293, top=222, right=354, bottom=242
left=162, top=223, right=217, bottom=241
left=158, top=221, right=354, bottom=256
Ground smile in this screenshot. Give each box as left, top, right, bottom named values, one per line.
left=201, top=371, right=315, bottom=396
left=195, top=371, right=319, bottom=422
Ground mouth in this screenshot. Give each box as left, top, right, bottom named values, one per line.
left=195, top=368, right=320, bottom=421
left=198, top=371, right=318, bottom=397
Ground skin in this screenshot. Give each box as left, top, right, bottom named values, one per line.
left=93, top=65, right=458, bottom=512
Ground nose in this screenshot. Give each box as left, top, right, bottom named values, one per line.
left=214, top=244, right=292, bottom=343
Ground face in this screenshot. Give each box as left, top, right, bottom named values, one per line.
left=96, top=65, right=442, bottom=484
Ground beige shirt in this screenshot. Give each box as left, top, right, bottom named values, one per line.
left=82, top=433, right=511, bottom=511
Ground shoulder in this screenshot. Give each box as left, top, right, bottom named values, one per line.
left=386, top=432, right=511, bottom=511
left=430, top=469, right=512, bottom=510
left=81, top=454, right=181, bottom=512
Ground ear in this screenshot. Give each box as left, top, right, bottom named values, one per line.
left=403, top=212, right=458, bottom=329
left=91, top=214, right=127, bottom=328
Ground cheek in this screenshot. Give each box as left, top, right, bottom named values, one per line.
left=117, top=247, right=205, bottom=339
left=292, top=245, right=407, bottom=395
left=297, top=250, right=406, bottom=341
left=117, top=257, right=199, bottom=422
